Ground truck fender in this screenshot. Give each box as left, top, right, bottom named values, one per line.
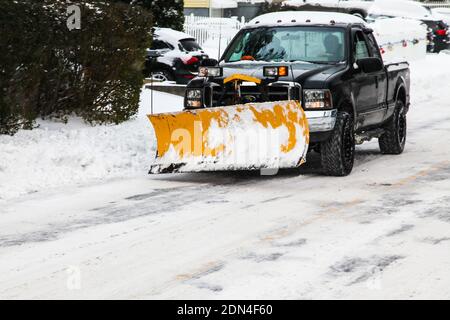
left=333, top=92, right=358, bottom=129
left=394, top=77, right=408, bottom=114
left=395, top=77, right=407, bottom=105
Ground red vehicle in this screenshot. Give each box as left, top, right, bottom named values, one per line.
left=422, top=19, right=449, bottom=53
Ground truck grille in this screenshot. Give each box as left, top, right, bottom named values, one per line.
left=205, top=84, right=301, bottom=107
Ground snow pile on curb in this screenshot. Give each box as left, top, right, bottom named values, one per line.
left=0, top=119, right=152, bottom=200
left=409, top=53, right=450, bottom=105
left=0, top=90, right=183, bottom=201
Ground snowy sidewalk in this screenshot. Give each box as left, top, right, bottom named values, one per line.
left=0, top=90, right=183, bottom=202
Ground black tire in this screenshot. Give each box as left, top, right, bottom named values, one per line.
left=320, top=112, right=355, bottom=176
left=379, top=100, right=407, bottom=154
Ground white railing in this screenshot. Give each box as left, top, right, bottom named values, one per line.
left=183, top=14, right=245, bottom=47
left=424, top=2, right=450, bottom=9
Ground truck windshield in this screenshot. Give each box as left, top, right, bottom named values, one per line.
left=223, top=26, right=346, bottom=64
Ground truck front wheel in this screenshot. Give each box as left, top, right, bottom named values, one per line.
left=320, top=112, right=355, bottom=176
left=378, top=100, right=407, bottom=154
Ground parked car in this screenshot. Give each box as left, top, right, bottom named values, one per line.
left=368, top=0, right=449, bottom=53
left=184, top=11, right=411, bottom=176
left=144, top=28, right=209, bottom=84
left=422, top=19, right=449, bottom=53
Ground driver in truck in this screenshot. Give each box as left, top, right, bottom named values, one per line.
left=324, top=33, right=343, bottom=61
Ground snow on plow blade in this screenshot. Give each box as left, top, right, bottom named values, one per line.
left=147, top=100, right=309, bottom=174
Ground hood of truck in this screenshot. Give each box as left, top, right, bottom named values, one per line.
left=218, top=61, right=347, bottom=88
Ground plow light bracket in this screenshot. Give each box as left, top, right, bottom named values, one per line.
left=223, top=74, right=262, bottom=85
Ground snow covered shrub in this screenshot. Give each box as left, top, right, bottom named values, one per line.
left=0, top=0, right=54, bottom=134
left=67, top=1, right=152, bottom=124
left=0, top=0, right=152, bottom=135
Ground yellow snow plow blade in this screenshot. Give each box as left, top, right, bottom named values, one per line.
left=147, top=100, right=309, bottom=174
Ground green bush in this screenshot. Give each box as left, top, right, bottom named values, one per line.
left=121, top=0, right=185, bottom=31
left=0, top=0, right=152, bottom=135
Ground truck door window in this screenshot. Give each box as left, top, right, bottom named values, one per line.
left=354, top=31, right=370, bottom=61
left=228, top=31, right=252, bottom=61
left=366, top=34, right=382, bottom=60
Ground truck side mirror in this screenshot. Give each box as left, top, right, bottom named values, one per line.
left=201, top=58, right=219, bottom=67
left=356, top=57, right=383, bottom=73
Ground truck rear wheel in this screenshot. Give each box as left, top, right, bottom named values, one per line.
left=320, top=112, right=355, bottom=176
left=378, top=100, right=407, bottom=154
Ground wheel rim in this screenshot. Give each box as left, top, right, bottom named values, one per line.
left=151, top=72, right=169, bottom=82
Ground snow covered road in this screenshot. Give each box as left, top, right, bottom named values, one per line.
left=1, top=54, right=450, bottom=299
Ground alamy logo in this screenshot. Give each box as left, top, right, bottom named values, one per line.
left=67, top=5, right=81, bottom=31
left=66, top=265, right=81, bottom=290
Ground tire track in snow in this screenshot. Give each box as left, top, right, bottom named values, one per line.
left=148, top=160, right=450, bottom=297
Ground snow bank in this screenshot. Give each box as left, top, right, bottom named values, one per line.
left=0, top=90, right=183, bottom=201
left=371, top=18, right=428, bottom=63
left=409, top=53, right=450, bottom=105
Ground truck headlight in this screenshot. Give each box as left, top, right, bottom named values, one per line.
left=198, top=66, right=222, bottom=77
left=186, top=89, right=203, bottom=108
left=303, top=89, right=333, bottom=109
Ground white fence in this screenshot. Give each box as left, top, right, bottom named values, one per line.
left=183, top=14, right=245, bottom=47
left=424, top=2, right=450, bottom=9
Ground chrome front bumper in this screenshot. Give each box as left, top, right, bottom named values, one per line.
left=305, top=109, right=337, bottom=133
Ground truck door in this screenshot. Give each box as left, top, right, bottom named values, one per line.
left=351, top=30, right=381, bottom=128
left=366, top=32, right=388, bottom=117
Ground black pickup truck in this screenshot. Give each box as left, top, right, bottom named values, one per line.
left=183, top=12, right=410, bottom=176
